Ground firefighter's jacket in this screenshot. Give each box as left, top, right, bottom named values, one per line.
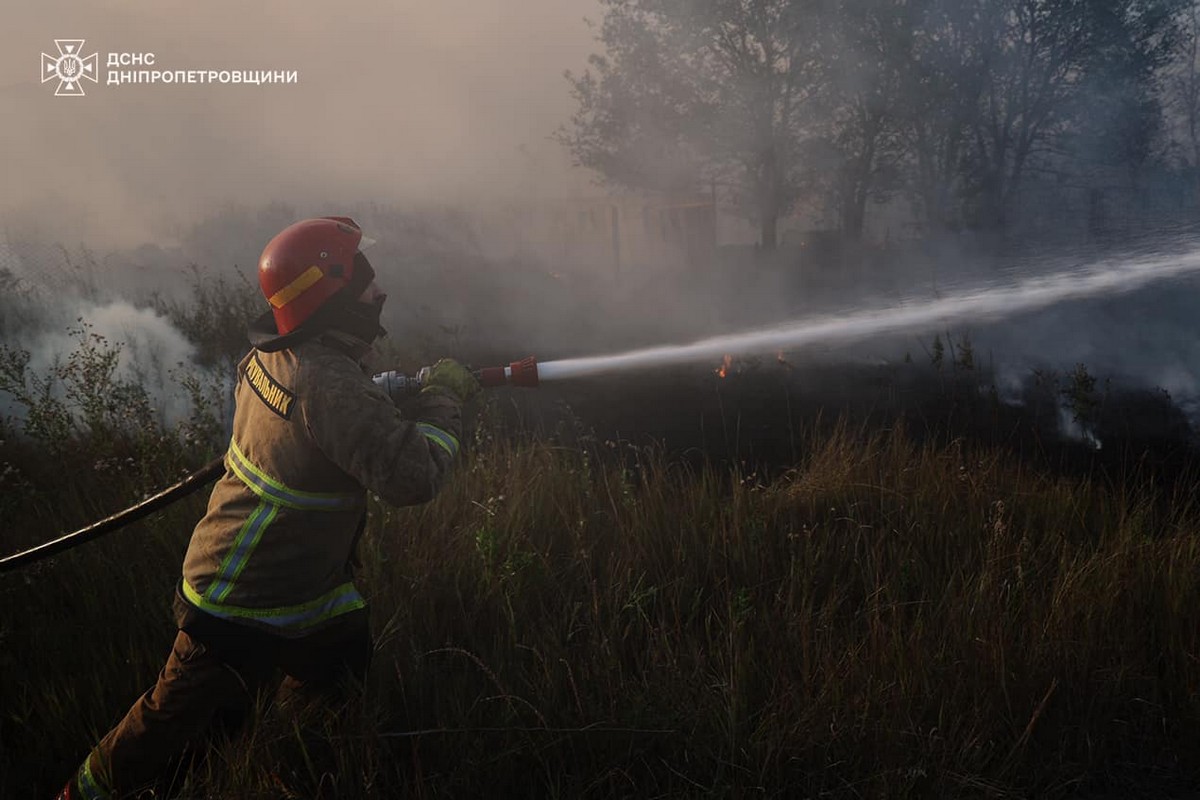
left=179, top=333, right=461, bottom=638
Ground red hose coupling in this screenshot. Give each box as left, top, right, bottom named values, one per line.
left=476, top=356, right=539, bottom=388
left=509, top=356, right=539, bottom=387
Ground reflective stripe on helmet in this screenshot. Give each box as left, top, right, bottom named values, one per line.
left=181, top=578, right=366, bottom=631
left=267, top=265, right=325, bottom=308
left=258, top=217, right=367, bottom=335
left=227, top=439, right=360, bottom=511
left=204, top=499, right=279, bottom=604
left=416, top=422, right=459, bottom=458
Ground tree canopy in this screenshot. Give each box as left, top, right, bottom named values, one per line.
left=561, top=0, right=1192, bottom=247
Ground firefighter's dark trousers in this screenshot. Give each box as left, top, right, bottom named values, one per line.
left=71, top=613, right=371, bottom=799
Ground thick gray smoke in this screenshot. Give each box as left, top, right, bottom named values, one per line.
left=4, top=1, right=1199, bottom=451
left=0, top=0, right=600, bottom=248
left=27, top=302, right=200, bottom=422
left=0, top=242, right=212, bottom=430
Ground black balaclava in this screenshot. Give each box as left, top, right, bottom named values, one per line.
left=325, top=292, right=388, bottom=343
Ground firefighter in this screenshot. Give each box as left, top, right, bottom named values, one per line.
left=59, top=217, right=480, bottom=799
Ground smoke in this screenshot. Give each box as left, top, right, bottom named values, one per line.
left=2, top=0, right=605, bottom=432
left=0, top=240, right=215, bottom=431
left=4, top=1, right=1200, bottom=454
left=0, top=0, right=601, bottom=248
left=980, top=283, right=1200, bottom=409
left=535, top=241, right=1200, bottom=380
left=15, top=301, right=203, bottom=425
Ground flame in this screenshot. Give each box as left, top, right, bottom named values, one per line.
left=715, top=354, right=733, bottom=378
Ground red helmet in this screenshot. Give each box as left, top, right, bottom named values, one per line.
left=257, top=216, right=375, bottom=335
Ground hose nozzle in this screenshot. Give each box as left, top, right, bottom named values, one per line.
left=476, top=356, right=539, bottom=388
left=374, top=356, right=539, bottom=402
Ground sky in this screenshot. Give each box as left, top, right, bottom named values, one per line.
left=0, top=0, right=603, bottom=248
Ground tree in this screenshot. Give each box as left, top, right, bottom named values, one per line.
left=961, top=0, right=1182, bottom=229
left=560, top=0, right=833, bottom=250
left=824, top=0, right=919, bottom=239
left=1164, top=1, right=1200, bottom=187
left=888, top=0, right=988, bottom=231
left=562, top=0, right=1187, bottom=245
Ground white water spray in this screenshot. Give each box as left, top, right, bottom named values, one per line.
left=535, top=245, right=1200, bottom=382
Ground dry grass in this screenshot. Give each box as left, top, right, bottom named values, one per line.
left=4, top=412, right=1200, bottom=798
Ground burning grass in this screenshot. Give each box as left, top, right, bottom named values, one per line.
left=3, top=413, right=1200, bottom=797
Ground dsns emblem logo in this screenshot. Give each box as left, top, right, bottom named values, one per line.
left=41, top=40, right=99, bottom=96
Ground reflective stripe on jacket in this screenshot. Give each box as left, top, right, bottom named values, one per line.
left=180, top=333, right=462, bottom=637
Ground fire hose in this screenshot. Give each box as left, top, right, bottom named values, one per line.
left=0, top=357, right=539, bottom=573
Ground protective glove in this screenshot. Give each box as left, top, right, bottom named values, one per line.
left=422, top=358, right=481, bottom=403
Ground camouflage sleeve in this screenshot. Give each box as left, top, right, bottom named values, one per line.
left=300, top=357, right=463, bottom=507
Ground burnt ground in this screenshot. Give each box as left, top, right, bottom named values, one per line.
left=478, top=355, right=1200, bottom=495
left=361, top=229, right=1200, bottom=498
